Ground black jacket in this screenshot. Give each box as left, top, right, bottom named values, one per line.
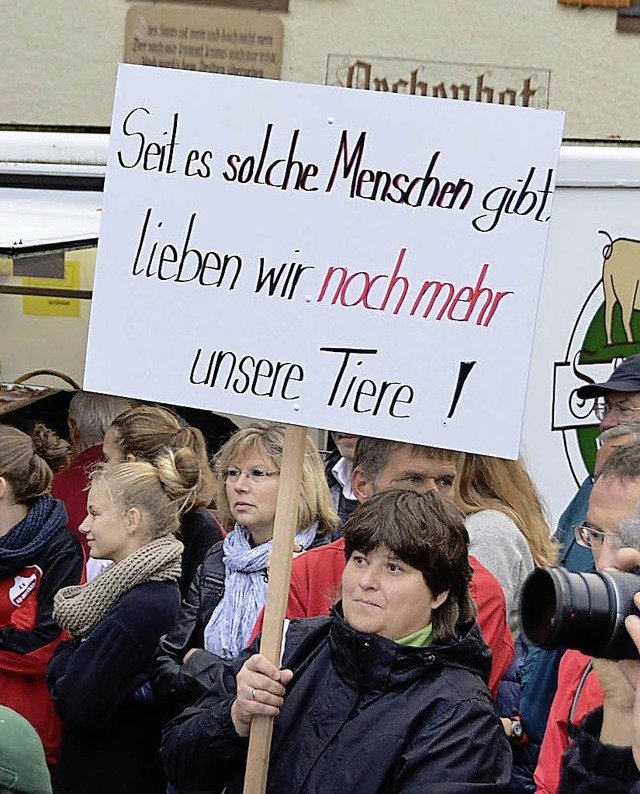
left=160, top=609, right=512, bottom=793
left=558, top=708, right=640, bottom=793
left=177, top=508, right=224, bottom=598
left=48, top=581, right=181, bottom=794
left=151, top=540, right=227, bottom=718
left=152, top=532, right=329, bottom=720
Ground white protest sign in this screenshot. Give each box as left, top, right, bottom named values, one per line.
left=84, top=63, right=564, bottom=459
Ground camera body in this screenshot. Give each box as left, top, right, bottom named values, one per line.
left=520, top=567, right=640, bottom=660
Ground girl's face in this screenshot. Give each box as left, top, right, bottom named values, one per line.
left=80, top=480, right=140, bottom=563
left=224, top=447, right=280, bottom=544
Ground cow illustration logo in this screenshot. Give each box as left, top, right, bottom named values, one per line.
left=552, top=230, right=640, bottom=484
left=9, top=570, right=39, bottom=606
left=602, top=231, right=640, bottom=346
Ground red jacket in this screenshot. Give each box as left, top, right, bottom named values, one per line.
left=250, top=538, right=513, bottom=695
left=0, top=526, right=84, bottom=768
left=534, top=650, right=604, bottom=794
left=52, top=444, right=103, bottom=558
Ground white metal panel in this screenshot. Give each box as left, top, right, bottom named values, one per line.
left=0, top=189, right=101, bottom=252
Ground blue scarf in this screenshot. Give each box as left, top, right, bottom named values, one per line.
left=0, top=494, right=68, bottom=577
left=204, top=522, right=318, bottom=659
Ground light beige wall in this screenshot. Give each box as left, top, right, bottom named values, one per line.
left=2, top=0, right=638, bottom=139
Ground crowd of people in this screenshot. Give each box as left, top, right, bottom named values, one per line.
left=3, top=360, right=640, bottom=793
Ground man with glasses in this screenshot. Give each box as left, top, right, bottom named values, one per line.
left=522, top=421, right=640, bottom=773
left=556, top=353, right=640, bottom=574
left=557, top=544, right=640, bottom=792
left=535, top=439, right=640, bottom=792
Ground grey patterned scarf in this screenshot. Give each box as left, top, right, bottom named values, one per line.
left=204, top=523, right=317, bottom=659
left=54, top=535, right=183, bottom=637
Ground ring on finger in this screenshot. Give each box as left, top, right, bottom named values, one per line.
left=252, top=687, right=258, bottom=700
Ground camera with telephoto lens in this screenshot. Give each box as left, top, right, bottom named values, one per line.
left=520, top=567, right=640, bottom=660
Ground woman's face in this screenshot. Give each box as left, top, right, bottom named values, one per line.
left=102, top=427, right=126, bottom=466
left=79, top=480, right=140, bottom=563
left=224, top=447, right=280, bottom=543
left=342, top=544, right=449, bottom=641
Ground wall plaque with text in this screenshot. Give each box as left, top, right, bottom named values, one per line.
left=125, top=4, right=283, bottom=79
left=129, top=0, right=288, bottom=9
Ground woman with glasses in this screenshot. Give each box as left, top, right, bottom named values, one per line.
left=151, top=421, right=337, bottom=722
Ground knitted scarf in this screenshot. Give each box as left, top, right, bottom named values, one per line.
left=204, top=522, right=318, bottom=659
left=53, top=535, right=183, bottom=638
left=0, top=494, right=68, bottom=578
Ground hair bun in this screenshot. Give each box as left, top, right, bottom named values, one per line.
left=173, top=447, right=201, bottom=491
left=155, top=447, right=201, bottom=513
left=30, top=422, right=71, bottom=474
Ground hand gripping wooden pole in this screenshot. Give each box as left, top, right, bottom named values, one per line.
left=242, top=424, right=308, bottom=794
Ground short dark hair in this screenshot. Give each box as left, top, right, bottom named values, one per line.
left=343, top=488, right=476, bottom=642
left=353, top=437, right=460, bottom=483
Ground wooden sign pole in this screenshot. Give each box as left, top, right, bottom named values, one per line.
left=242, top=423, right=308, bottom=794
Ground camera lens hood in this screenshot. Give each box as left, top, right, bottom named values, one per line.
left=520, top=567, right=640, bottom=660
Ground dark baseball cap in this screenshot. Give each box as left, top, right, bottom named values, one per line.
left=0, top=707, right=52, bottom=794
left=576, top=353, right=640, bottom=399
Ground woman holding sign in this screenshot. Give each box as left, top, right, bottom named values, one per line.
left=151, top=421, right=337, bottom=719
left=160, top=488, right=511, bottom=793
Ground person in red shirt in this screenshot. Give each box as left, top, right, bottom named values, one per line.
left=534, top=651, right=603, bottom=793
left=0, top=424, right=84, bottom=771
left=251, top=436, right=514, bottom=695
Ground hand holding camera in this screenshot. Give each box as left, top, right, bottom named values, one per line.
left=521, top=546, right=640, bottom=771
left=597, top=549, right=640, bottom=770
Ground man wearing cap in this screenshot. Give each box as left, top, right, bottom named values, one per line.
left=556, top=352, right=640, bottom=573
left=0, top=706, right=52, bottom=794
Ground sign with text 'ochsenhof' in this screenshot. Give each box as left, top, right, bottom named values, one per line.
left=84, top=63, right=564, bottom=458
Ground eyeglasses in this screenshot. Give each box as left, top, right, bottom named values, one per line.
left=222, top=467, right=280, bottom=484
left=573, top=522, right=621, bottom=550
left=594, top=399, right=640, bottom=422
